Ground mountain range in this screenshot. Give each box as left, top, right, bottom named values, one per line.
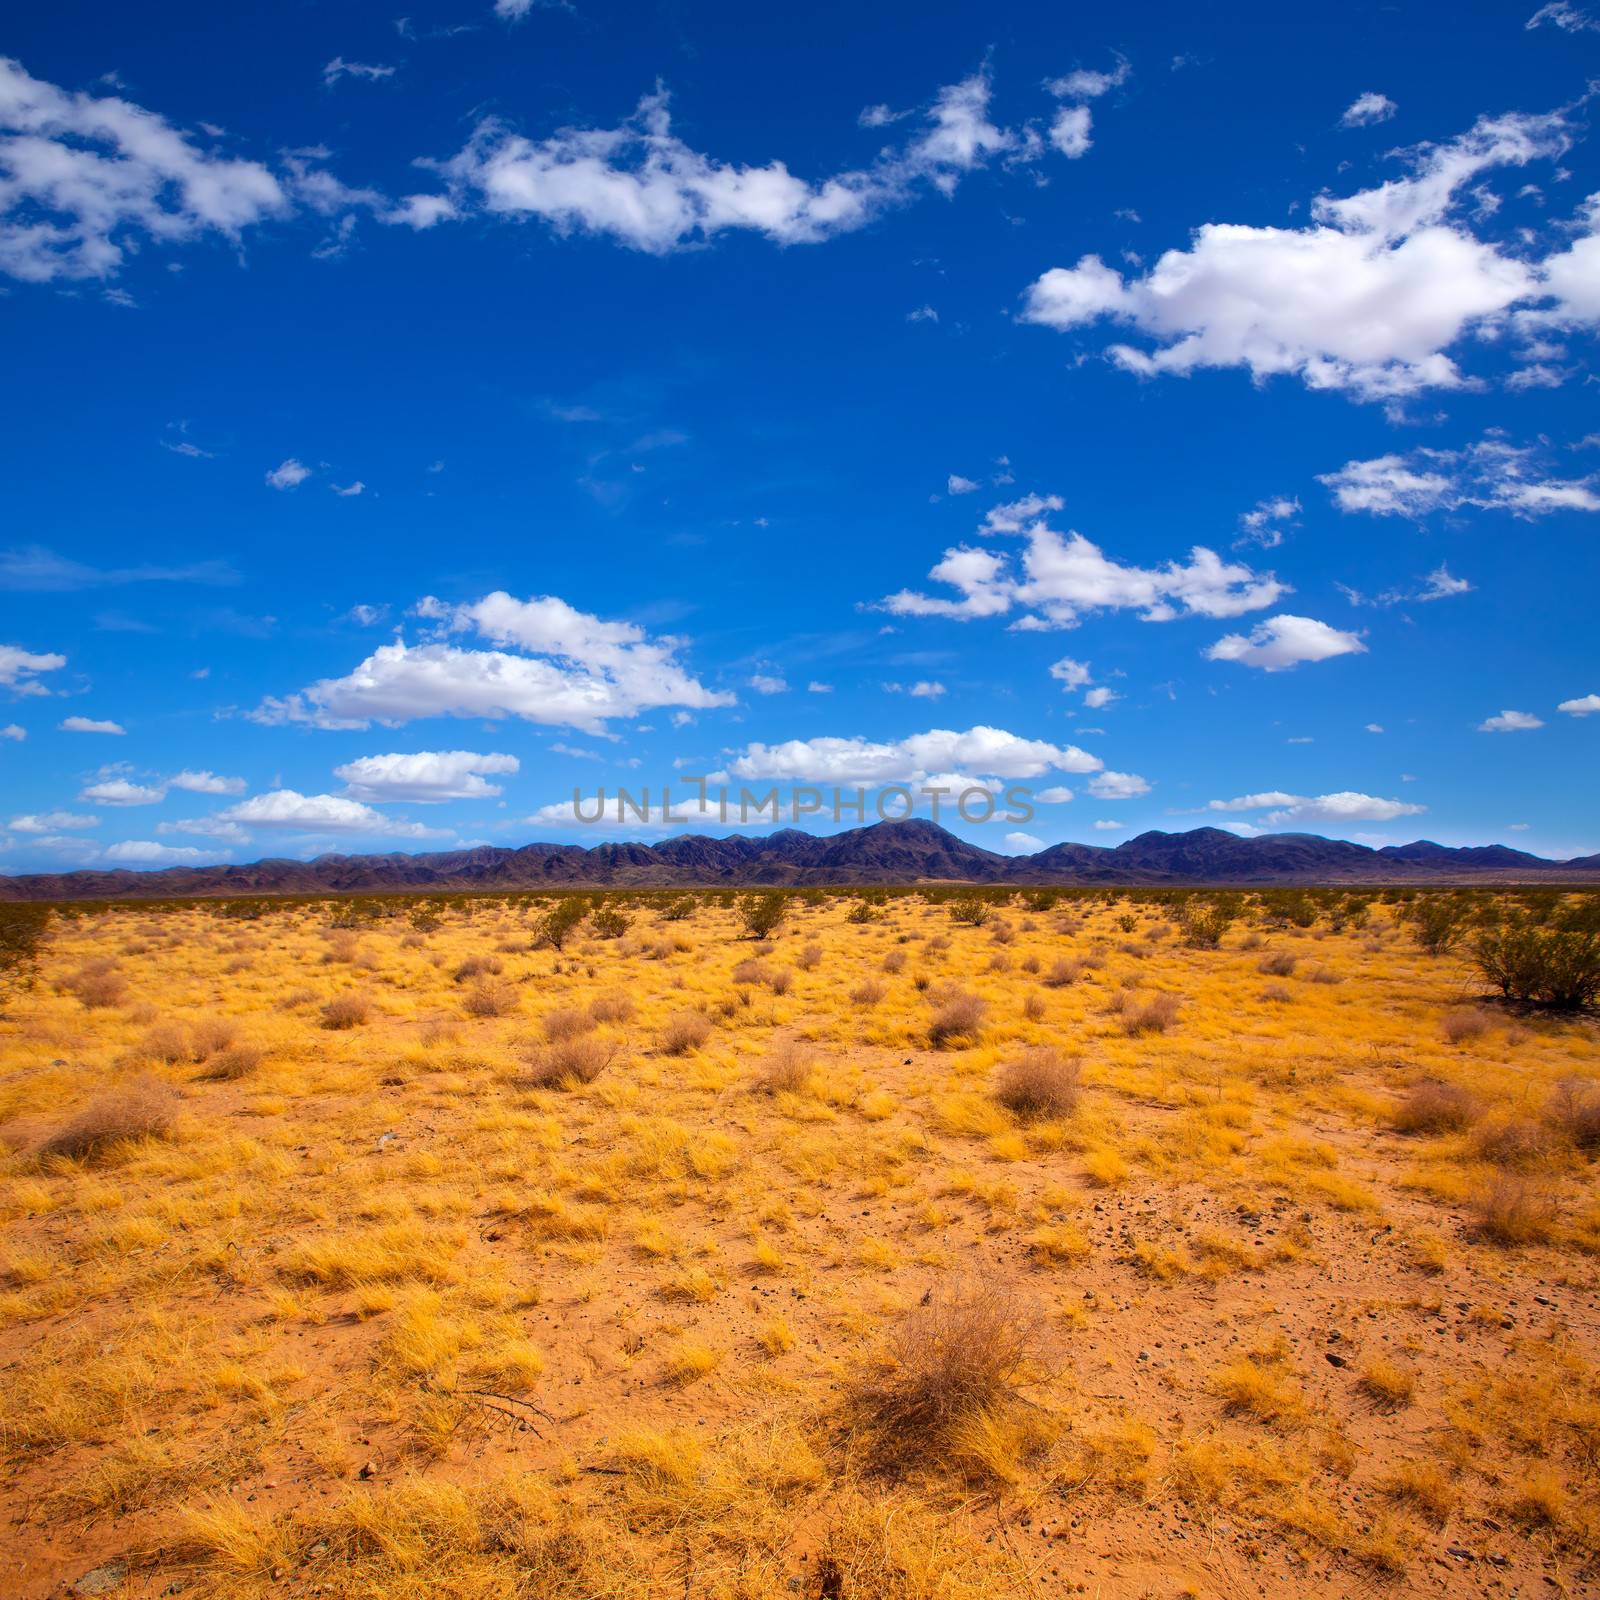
left=1, top=820, right=1597, bottom=900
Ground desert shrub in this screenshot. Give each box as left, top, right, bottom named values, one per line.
left=1548, top=1078, right=1600, bottom=1150
left=139, top=1022, right=194, bottom=1064
left=660, top=895, right=697, bottom=922
left=1120, top=992, right=1179, bottom=1036
left=882, top=949, right=907, bottom=975
left=850, top=978, right=886, bottom=1008
left=929, top=990, right=986, bottom=1048
left=589, top=906, right=631, bottom=939
left=993, top=1048, right=1080, bottom=1120
left=768, top=967, right=793, bottom=996
left=195, top=1044, right=265, bottom=1082
left=1412, top=899, right=1463, bottom=955
left=1261, top=982, right=1293, bottom=1003
left=1020, top=954, right=1040, bottom=975
left=1440, top=1007, right=1492, bottom=1044
left=752, top=1040, right=816, bottom=1095
left=453, top=955, right=503, bottom=983
left=66, top=962, right=127, bottom=1009
left=1303, top=964, right=1343, bottom=985
left=1181, top=907, right=1231, bottom=950
left=321, top=993, right=372, bottom=1030
left=846, top=901, right=878, bottom=925
left=948, top=895, right=991, bottom=927
left=589, top=993, right=635, bottom=1025
left=1256, top=951, right=1296, bottom=977
left=190, top=1017, right=237, bottom=1058
left=461, top=978, right=520, bottom=1018
left=1115, top=913, right=1138, bottom=934
left=989, top=920, right=1015, bottom=946
left=1472, top=1115, right=1552, bottom=1168
left=1472, top=922, right=1600, bottom=1009
left=544, top=1006, right=596, bottom=1041
left=1392, top=1081, right=1479, bottom=1134
left=533, top=900, right=587, bottom=952
left=847, top=1278, right=1051, bottom=1472
left=41, top=1078, right=177, bottom=1162
left=1473, top=1174, right=1555, bottom=1245
left=731, top=958, right=770, bottom=987
left=1043, top=957, right=1083, bottom=988
left=1238, top=932, right=1263, bottom=951
left=738, top=891, right=788, bottom=940
left=1021, top=992, right=1045, bottom=1022
left=522, top=1035, right=617, bottom=1089
left=795, top=943, right=823, bottom=972
left=660, top=1011, right=712, bottom=1055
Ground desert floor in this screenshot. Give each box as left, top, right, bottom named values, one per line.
left=1, top=890, right=1597, bottom=1599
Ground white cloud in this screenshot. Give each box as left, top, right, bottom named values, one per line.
left=1366, top=723, right=1385, bottom=734
left=1340, top=92, right=1397, bottom=129
left=265, top=458, right=311, bottom=490
left=947, top=474, right=979, bottom=495
left=9, top=810, right=97, bottom=833
left=217, top=789, right=448, bottom=837
left=0, top=643, right=65, bottom=695
left=1086, top=770, right=1149, bottom=800
left=1236, top=495, right=1300, bottom=549
left=1092, top=819, right=1124, bottom=830
left=80, top=778, right=163, bottom=805
left=806, top=681, right=833, bottom=694
left=1478, top=709, right=1544, bottom=732
left=1557, top=693, right=1600, bottom=716
left=347, top=603, right=388, bottom=626
left=1036, top=786, right=1075, bottom=803
left=0, top=57, right=288, bottom=283
left=908, top=680, right=946, bottom=698
left=254, top=590, right=732, bottom=735
left=323, top=58, right=396, bottom=87
left=1083, top=686, right=1117, bottom=709
left=1020, top=107, right=1573, bottom=400
left=1320, top=436, right=1600, bottom=518
left=60, top=715, right=125, bottom=734
left=1526, top=2, right=1599, bottom=29
left=1049, top=656, right=1092, bottom=691
left=725, top=724, right=1101, bottom=785
left=102, top=840, right=213, bottom=865
left=331, top=480, right=365, bottom=497
left=1044, top=59, right=1130, bottom=101
left=1418, top=564, right=1474, bottom=601
left=170, top=769, right=246, bottom=795
left=1209, top=790, right=1425, bottom=826
left=155, top=817, right=249, bottom=845
left=1206, top=614, right=1365, bottom=672
left=1, top=723, right=23, bottom=740
left=883, top=494, right=1286, bottom=627
left=1049, top=105, right=1093, bottom=159
left=439, top=71, right=1034, bottom=255
left=748, top=674, right=788, bottom=695
left=334, top=749, right=520, bottom=802
left=1003, top=830, right=1044, bottom=851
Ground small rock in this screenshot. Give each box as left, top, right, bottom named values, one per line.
left=358, top=1460, right=377, bottom=1480
left=1325, top=1352, right=1346, bottom=1368
left=73, top=1562, right=129, bottom=1597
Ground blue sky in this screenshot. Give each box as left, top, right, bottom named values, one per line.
left=2, top=0, right=1597, bottom=873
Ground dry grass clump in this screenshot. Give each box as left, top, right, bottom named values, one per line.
left=40, top=1077, right=177, bottom=1162
left=588, top=992, right=634, bottom=1025
left=462, top=977, right=520, bottom=1018
left=65, top=961, right=127, bottom=1009
left=730, top=958, right=769, bottom=987
left=849, top=978, right=886, bottom=1008
left=544, top=1006, right=596, bottom=1041
left=1118, top=991, right=1179, bottom=1036
left=1256, top=950, right=1296, bottom=976
left=992, top=1047, right=1080, bottom=1121
left=1473, top=1174, right=1556, bottom=1245
left=194, top=1044, right=265, bottom=1082
left=659, top=1011, right=712, bottom=1055
left=1440, top=1007, right=1493, bottom=1044
left=847, top=1278, right=1052, bottom=1474
left=1472, top=1115, right=1552, bottom=1168
left=452, top=955, right=503, bottom=983
left=522, top=1036, right=617, bottom=1089
left=1043, top=957, right=1083, bottom=988
left=795, top=943, right=823, bottom=971
left=320, top=993, right=372, bottom=1030
left=752, top=1039, right=817, bottom=1096
left=1392, top=1080, right=1479, bottom=1135
left=928, top=990, right=986, bottom=1048
left=1359, top=1359, right=1417, bottom=1409
left=1547, top=1078, right=1600, bottom=1150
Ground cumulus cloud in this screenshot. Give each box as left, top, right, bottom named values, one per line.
left=0, top=56, right=289, bottom=282
left=1019, top=106, right=1575, bottom=400
left=9, top=810, right=97, bottom=833
left=724, top=724, right=1101, bottom=785
left=1086, top=770, right=1149, bottom=800
left=60, top=715, right=125, bottom=734
left=80, top=778, right=163, bottom=805
left=1036, top=786, right=1075, bottom=803
left=1319, top=435, right=1600, bottom=518
left=947, top=474, right=979, bottom=495
left=217, top=789, right=448, bottom=837
left=102, top=840, right=214, bottom=865
left=1478, top=708, right=1544, bottom=731
left=334, top=749, right=520, bottom=802
left=1208, top=789, right=1425, bottom=826
left=1, top=723, right=23, bottom=740
left=1049, top=657, right=1092, bottom=690
left=1558, top=692, right=1600, bottom=715
left=1003, top=831, right=1044, bottom=851
left=171, top=769, right=246, bottom=795
left=1340, top=92, right=1397, bottom=129
left=1092, top=819, right=1124, bottom=830
left=1206, top=614, right=1366, bottom=672
left=882, top=494, right=1286, bottom=628
left=1083, top=686, right=1117, bottom=709
left=748, top=674, right=788, bottom=695
left=265, top=458, right=311, bottom=490
left=1236, top=495, right=1300, bottom=549
left=436, top=71, right=1037, bottom=254
left=0, top=642, right=65, bottom=694
left=1043, top=56, right=1128, bottom=160
left=254, top=590, right=732, bottom=735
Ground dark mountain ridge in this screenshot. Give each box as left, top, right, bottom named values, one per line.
left=1, top=819, right=1596, bottom=901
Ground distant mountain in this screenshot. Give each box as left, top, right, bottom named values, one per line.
left=1, top=819, right=1596, bottom=901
